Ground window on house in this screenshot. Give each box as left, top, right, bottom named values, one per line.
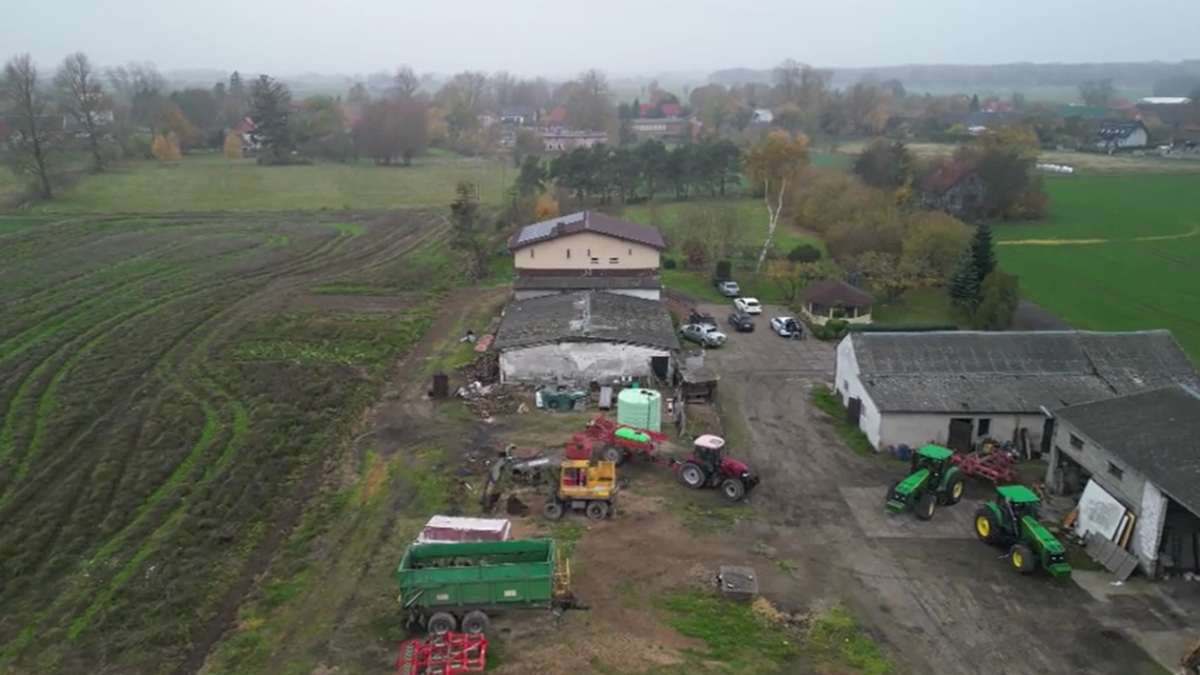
left=608, top=257, right=619, bottom=264
left=1107, top=462, right=1124, bottom=480
left=590, top=257, right=599, bottom=265
left=1069, top=434, right=1084, bottom=450
left=977, top=419, right=991, bottom=436
left=628, top=248, right=632, bottom=255
left=566, top=249, right=570, bottom=259
left=529, top=249, right=534, bottom=258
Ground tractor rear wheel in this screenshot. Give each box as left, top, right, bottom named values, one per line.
left=600, top=444, right=624, bottom=465
left=942, top=476, right=966, bottom=506
left=720, top=478, right=746, bottom=501
left=974, top=507, right=1002, bottom=545
left=542, top=500, right=565, bottom=521
left=916, top=491, right=937, bottom=521
left=426, top=612, right=457, bottom=635
left=1009, top=543, right=1036, bottom=574
left=461, top=610, right=490, bottom=635
left=679, top=462, right=706, bottom=489
left=585, top=501, right=609, bottom=520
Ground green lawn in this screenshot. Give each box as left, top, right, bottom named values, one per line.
left=872, top=288, right=954, bottom=325
left=622, top=198, right=825, bottom=304
left=25, top=154, right=514, bottom=214
left=995, top=174, right=1200, bottom=359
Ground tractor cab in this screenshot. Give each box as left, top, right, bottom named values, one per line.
left=557, top=459, right=617, bottom=499
left=680, top=435, right=759, bottom=501
left=912, top=444, right=954, bottom=481
left=994, top=484, right=1041, bottom=526
left=691, top=435, right=728, bottom=472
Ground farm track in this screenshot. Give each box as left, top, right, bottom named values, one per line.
left=0, top=214, right=450, bottom=671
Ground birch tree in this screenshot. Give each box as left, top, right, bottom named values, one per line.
left=55, top=52, right=109, bottom=172
left=744, top=129, right=810, bottom=272
left=1, top=54, right=57, bottom=199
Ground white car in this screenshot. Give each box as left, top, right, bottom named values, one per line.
left=734, top=297, right=762, bottom=315
left=770, top=316, right=802, bottom=338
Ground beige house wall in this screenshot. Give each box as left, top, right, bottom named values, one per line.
left=514, top=231, right=661, bottom=271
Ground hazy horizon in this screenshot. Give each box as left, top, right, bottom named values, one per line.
left=5, top=0, right=1200, bottom=78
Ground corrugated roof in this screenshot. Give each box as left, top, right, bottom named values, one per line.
left=494, top=291, right=679, bottom=351
left=850, top=330, right=1199, bottom=413
left=508, top=211, right=666, bottom=251
left=1056, top=385, right=1200, bottom=517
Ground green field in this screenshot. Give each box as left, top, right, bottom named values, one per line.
left=21, top=154, right=514, bottom=214
left=996, top=174, right=1200, bottom=358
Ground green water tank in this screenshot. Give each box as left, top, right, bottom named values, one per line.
left=616, top=388, right=662, bottom=433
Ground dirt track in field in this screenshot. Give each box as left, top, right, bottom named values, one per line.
left=697, top=303, right=1167, bottom=675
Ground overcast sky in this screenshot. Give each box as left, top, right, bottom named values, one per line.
left=5, top=0, right=1199, bottom=78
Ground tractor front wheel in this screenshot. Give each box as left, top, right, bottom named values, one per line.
left=1009, top=543, right=1036, bottom=574
left=542, top=500, right=565, bottom=521
left=679, top=462, right=706, bottom=489
left=974, top=507, right=1002, bottom=545
left=720, top=478, right=746, bottom=502
left=426, top=611, right=457, bottom=635
left=585, top=501, right=609, bottom=520
left=916, top=491, right=937, bottom=521
left=942, top=476, right=966, bottom=506
left=600, top=444, right=624, bottom=465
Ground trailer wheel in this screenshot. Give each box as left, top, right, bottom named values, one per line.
left=542, top=500, right=565, bottom=521
left=720, top=478, right=746, bottom=502
left=600, top=444, right=624, bottom=465
left=679, top=462, right=705, bottom=489
left=1009, top=543, right=1036, bottom=574
left=915, top=491, right=937, bottom=521
left=585, top=501, right=609, bottom=520
left=426, top=611, right=457, bottom=635
left=461, top=610, right=490, bottom=635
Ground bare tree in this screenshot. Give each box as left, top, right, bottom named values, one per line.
left=393, top=65, right=420, bottom=99
left=1, top=54, right=57, bottom=198
left=448, top=71, right=489, bottom=111
left=578, top=69, right=610, bottom=98
left=773, top=58, right=803, bottom=103
left=104, top=62, right=166, bottom=104
left=55, top=52, right=109, bottom=172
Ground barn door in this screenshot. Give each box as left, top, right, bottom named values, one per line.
left=650, top=356, right=669, bottom=379
left=947, top=418, right=974, bottom=453
left=1039, top=416, right=1054, bottom=459
left=846, top=397, right=863, bottom=426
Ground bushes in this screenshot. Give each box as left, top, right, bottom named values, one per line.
left=662, top=257, right=678, bottom=270
left=807, top=318, right=849, bottom=341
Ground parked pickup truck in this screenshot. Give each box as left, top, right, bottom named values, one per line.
left=715, top=280, right=741, bottom=297
left=397, top=538, right=581, bottom=635
left=681, top=323, right=727, bottom=348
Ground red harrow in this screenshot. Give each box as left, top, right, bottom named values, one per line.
left=582, top=414, right=675, bottom=467
left=949, top=450, right=1017, bottom=484
left=397, top=632, right=487, bottom=675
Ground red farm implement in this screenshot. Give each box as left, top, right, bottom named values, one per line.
left=950, top=450, right=1017, bottom=484
left=583, top=414, right=673, bottom=467
left=397, top=632, right=487, bottom=675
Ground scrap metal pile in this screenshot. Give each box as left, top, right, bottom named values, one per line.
left=454, top=353, right=527, bottom=418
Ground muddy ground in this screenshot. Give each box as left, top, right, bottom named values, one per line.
left=695, top=302, right=1171, bottom=675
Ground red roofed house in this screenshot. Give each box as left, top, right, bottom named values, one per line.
left=235, top=117, right=260, bottom=152
left=541, top=106, right=567, bottom=127
left=918, top=161, right=985, bottom=218
left=639, top=102, right=681, bottom=118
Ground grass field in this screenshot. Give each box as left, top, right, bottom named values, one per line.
left=0, top=213, right=451, bottom=673
left=21, top=154, right=515, bottom=214
left=996, top=174, right=1200, bottom=358
left=834, top=140, right=1200, bottom=174
left=622, top=199, right=825, bottom=304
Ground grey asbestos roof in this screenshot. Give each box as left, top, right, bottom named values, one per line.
left=850, top=330, right=1199, bottom=413
left=494, top=291, right=679, bottom=351
left=513, top=275, right=661, bottom=291
left=1056, top=386, right=1200, bottom=517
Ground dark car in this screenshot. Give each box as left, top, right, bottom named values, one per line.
left=687, top=310, right=717, bottom=329
left=727, top=312, right=755, bottom=332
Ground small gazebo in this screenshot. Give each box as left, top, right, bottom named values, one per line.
left=799, top=279, right=875, bottom=325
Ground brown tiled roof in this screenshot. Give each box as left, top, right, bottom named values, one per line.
left=800, top=279, right=874, bottom=308
left=508, top=211, right=666, bottom=251
left=920, top=161, right=977, bottom=195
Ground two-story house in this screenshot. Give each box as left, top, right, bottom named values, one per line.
left=918, top=161, right=986, bottom=218
left=507, top=211, right=665, bottom=301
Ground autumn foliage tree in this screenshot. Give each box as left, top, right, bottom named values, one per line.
left=353, top=97, right=430, bottom=165
left=743, top=129, right=810, bottom=272
left=223, top=130, right=243, bottom=159
left=532, top=193, right=559, bottom=221
left=151, top=132, right=182, bottom=161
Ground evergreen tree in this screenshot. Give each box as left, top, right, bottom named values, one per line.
left=971, top=270, right=1021, bottom=330
left=970, top=94, right=981, bottom=112
left=948, top=255, right=981, bottom=313
left=970, top=223, right=997, bottom=282
left=249, top=75, right=293, bottom=163
left=631, top=97, right=640, bottom=118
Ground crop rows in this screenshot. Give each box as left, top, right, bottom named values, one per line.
left=0, top=213, right=447, bottom=674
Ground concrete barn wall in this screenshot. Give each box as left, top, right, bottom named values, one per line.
left=515, top=232, right=660, bottom=271
left=877, top=412, right=1037, bottom=453
left=834, top=336, right=883, bottom=448
left=499, top=342, right=668, bottom=384
left=513, top=289, right=660, bottom=301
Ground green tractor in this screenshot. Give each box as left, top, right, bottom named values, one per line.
left=974, top=485, right=1072, bottom=578
left=885, top=444, right=966, bottom=520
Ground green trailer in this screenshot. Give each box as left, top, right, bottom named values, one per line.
left=974, top=485, right=1072, bottom=578
left=396, top=538, right=579, bottom=635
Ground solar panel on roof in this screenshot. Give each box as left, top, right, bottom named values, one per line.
left=513, top=212, right=586, bottom=245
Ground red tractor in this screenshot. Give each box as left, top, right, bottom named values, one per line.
left=678, top=435, right=759, bottom=501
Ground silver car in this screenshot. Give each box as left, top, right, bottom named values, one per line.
left=680, top=323, right=727, bottom=348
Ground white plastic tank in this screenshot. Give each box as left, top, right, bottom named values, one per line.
left=616, top=388, right=663, bottom=433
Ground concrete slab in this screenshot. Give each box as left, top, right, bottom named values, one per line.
left=1072, top=570, right=1197, bottom=672
left=840, top=486, right=976, bottom=539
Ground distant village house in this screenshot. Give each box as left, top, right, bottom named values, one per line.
left=537, top=129, right=608, bottom=152
left=918, top=161, right=985, bottom=218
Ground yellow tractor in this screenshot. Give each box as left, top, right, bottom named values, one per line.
left=541, top=459, right=618, bottom=521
